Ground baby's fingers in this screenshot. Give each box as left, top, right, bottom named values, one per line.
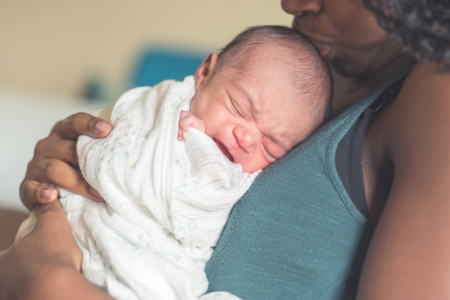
left=178, top=110, right=205, bottom=141
left=192, top=118, right=205, bottom=133
left=179, top=114, right=205, bottom=134
left=177, top=128, right=184, bottom=141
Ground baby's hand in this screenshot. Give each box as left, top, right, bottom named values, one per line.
left=178, top=110, right=205, bottom=141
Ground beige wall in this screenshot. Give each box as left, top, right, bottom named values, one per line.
left=0, top=1, right=292, bottom=97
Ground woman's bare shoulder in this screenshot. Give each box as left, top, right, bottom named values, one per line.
left=358, top=62, right=450, bottom=299
left=386, top=62, right=450, bottom=161
left=399, top=62, right=450, bottom=105
left=399, top=62, right=450, bottom=110
left=404, top=62, right=450, bottom=99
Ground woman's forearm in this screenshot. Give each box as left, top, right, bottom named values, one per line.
left=0, top=201, right=113, bottom=300
left=22, top=265, right=114, bottom=300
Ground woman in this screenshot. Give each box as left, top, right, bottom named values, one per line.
left=2, top=0, right=450, bottom=299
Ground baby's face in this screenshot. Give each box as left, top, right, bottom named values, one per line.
left=190, top=53, right=316, bottom=173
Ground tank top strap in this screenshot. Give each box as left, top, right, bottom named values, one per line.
left=326, top=64, right=414, bottom=223
left=335, top=72, right=410, bottom=218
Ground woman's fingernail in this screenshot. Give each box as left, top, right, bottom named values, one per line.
left=96, top=121, right=107, bottom=133
left=42, top=189, right=54, bottom=199
left=89, top=187, right=102, bottom=198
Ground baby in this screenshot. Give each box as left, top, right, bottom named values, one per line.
left=177, top=26, right=331, bottom=173
left=17, top=26, right=331, bottom=300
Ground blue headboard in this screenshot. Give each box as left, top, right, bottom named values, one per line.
left=131, top=47, right=208, bottom=88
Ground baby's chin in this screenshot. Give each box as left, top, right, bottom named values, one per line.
left=240, top=160, right=269, bottom=174
left=242, top=165, right=263, bottom=174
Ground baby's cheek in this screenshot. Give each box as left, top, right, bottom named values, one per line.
left=241, top=155, right=271, bottom=173
left=201, top=114, right=222, bottom=137
left=203, top=123, right=215, bottom=138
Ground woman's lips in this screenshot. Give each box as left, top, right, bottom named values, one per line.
left=292, top=19, right=333, bottom=58
left=311, top=40, right=333, bottom=58
left=317, top=45, right=331, bottom=57
left=213, top=138, right=234, bottom=162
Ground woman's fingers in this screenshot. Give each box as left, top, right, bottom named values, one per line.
left=20, top=158, right=103, bottom=209
left=19, top=180, right=58, bottom=211
left=35, top=138, right=79, bottom=167
left=35, top=158, right=103, bottom=200
left=20, top=112, right=110, bottom=211
left=51, top=112, right=112, bottom=140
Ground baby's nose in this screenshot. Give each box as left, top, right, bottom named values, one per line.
left=233, top=126, right=256, bottom=152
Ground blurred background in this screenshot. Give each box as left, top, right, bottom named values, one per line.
left=0, top=1, right=291, bottom=249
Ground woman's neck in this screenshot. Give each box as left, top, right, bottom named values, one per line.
left=329, top=54, right=416, bottom=118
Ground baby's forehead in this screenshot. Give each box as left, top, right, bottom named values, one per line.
left=229, top=43, right=303, bottom=70
left=225, top=48, right=295, bottom=79
left=235, top=47, right=311, bottom=85
left=223, top=67, right=295, bottom=104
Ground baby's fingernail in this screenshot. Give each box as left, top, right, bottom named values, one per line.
left=96, top=121, right=108, bottom=133
left=42, top=189, right=54, bottom=200
left=89, top=187, right=102, bottom=198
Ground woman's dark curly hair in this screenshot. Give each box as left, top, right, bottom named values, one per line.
left=362, top=0, right=450, bottom=71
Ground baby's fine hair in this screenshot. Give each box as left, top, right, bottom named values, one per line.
left=215, top=25, right=332, bottom=125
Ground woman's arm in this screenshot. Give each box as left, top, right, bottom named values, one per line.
left=20, top=113, right=112, bottom=211
left=358, top=63, right=450, bottom=299
left=0, top=201, right=114, bottom=300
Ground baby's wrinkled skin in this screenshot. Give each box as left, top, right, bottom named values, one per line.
left=178, top=50, right=321, bottom=173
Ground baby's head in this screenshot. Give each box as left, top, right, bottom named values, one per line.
left=191, top=26, right=332, bottom=173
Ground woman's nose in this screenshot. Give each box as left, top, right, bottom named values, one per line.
left=281, top=0, right=322, bottom=16
left=233, top=127, right=257, bottom=153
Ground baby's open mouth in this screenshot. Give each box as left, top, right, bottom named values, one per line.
left=213, top=138, right=234, bottom=162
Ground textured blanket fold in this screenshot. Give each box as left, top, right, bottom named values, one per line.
left=59, top=76, right=258, bottom=300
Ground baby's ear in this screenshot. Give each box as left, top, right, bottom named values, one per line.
left=195, top=53, right=218, bottom=89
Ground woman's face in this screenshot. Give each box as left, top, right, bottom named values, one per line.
left=281, top=0, right=405, bottom=78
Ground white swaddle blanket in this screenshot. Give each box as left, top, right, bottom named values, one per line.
left=59, top=76, right=259, bottom=300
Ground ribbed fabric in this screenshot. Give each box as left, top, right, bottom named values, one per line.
left=205, top=67, right=412, bottom=300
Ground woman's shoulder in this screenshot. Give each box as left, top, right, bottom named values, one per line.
left=399, top=62, right=450, bottom=110
left=404, top=62, right=450, bottom=96
left=364, top=61, right=450, bottom=216
left=357, top=62, right=450, bottom=299
left=386, top=62, right=450, bottom=158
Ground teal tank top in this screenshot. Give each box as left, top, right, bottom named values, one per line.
left=205, top=67, right=412, bottom=300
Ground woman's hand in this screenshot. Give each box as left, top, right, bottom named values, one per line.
left=0, top=201, right=113, bottom=300
left=20, top=113, right=112, bottom=211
